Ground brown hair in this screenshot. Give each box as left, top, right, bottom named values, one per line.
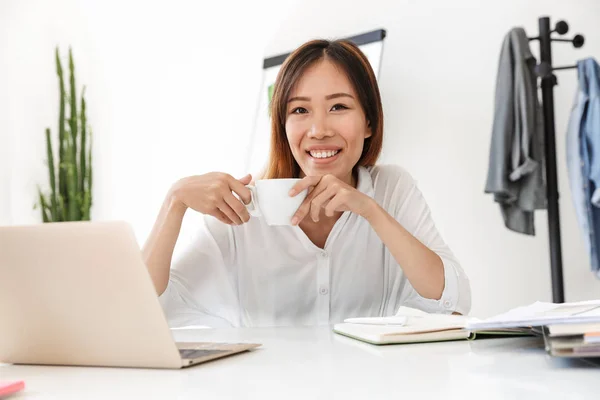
left=262, top=39, right=384, bottom=179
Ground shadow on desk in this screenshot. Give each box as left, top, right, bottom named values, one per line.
left=467, top=336, right=600, bottom=369
left=332, top=330, right=474, bottom=358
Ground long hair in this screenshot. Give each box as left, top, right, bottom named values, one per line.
left=262, top=39, right=384, bottom=179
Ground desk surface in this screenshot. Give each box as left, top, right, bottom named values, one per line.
left=1, top=326, right=598, bottom=399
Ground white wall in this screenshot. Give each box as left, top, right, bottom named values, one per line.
left=0, top=0, right=296, bottom=236
left=265, top=0, right=600, bottom=317
left=0, top=7, right=13, bottom=225
left=2, top=0, right=600, bottom=319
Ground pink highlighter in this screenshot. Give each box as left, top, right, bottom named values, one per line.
left=0, top=381, right=25, bottom=397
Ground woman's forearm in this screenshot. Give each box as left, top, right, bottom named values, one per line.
left=364, top=200, right=445, bottom=300
left=141, top=189, right=188, bottom=295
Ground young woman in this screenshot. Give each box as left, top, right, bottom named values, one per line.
left=142, top=39, right=471, bottom=328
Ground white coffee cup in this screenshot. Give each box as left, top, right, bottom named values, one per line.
left=245, top=179, right=308, bottom=226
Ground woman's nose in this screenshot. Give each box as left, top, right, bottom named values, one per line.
left=307, top=115, right=333, bottom=139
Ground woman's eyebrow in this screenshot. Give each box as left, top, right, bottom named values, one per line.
left=288, top=92, right=354, bottom=103
left=288, top=96, right=310, bottom=103
left=325, top=92, right=354, bottom=100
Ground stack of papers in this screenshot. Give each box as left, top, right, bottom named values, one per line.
left=544, top=322, right=600, bottom=358
left=466, top=300, right=600, bottom=330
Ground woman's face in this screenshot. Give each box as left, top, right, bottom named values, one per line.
left=285, top=59, right=372, bottom=185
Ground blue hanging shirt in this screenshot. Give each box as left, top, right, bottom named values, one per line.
left=566, top=57, right=600, bottom=277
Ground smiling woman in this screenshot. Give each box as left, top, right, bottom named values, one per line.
left=264, top=39, right=382, bottom=185
left=142, top=38, right=472, bottom=328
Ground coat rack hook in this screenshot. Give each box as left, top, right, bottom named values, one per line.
left=554, top=20, right=569, bottom=35
left=573, top=34, right=585, bottom=48
left=551, top=35, right=585, bottom=48
left=553, top=65, right=578, bottom=72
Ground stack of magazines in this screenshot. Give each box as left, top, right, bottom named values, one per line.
left=543, top=323, right=600, bottom=358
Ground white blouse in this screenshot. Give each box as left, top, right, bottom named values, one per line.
left=158, top=164, right=471, bottom=328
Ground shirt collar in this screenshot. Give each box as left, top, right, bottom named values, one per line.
left=355, top=166, right=375, bottom=198
left=577, top=58, right=600, bottom=97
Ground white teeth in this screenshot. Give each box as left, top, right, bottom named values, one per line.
left=309, top=150, right=339, bottom=159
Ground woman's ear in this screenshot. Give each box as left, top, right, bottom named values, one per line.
left=365, top=120, right=373, bottom=138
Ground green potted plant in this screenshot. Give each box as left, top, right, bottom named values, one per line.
left=35, top=47, right=93, bottom=222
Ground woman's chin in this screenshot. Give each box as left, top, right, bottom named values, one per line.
left=301, top=164, right=342, bottom=179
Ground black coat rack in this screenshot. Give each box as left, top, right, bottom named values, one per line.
left=529, top=17, right=585, bottom=303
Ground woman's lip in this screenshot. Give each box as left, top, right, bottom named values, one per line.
left=305, top=146, right=342, bottom=151
left=307, top=150, right=341, bottom=164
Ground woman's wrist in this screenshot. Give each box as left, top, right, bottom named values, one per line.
left=361, top=197, right=382, bottom=222
left=166, top=184, right=188, bottom=217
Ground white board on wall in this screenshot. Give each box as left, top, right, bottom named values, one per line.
left=245, top=29, right=386, bottom=177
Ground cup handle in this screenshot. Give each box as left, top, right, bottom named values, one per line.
left=245, top=185, right=261, bottom=217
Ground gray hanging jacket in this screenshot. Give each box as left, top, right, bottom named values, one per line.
left=485, top=27, right=547, bottom=235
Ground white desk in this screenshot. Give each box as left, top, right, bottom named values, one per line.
left=1, top=326, right=598, bottom=399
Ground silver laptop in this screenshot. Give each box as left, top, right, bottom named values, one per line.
left=0, top=220, right=260, bottom=369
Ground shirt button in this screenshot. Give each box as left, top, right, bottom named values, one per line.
left=443, top=300, right=452, bottom=308
left=320, top=251, right=328, bottom=258
left=319, top=287, right=329, bottom=295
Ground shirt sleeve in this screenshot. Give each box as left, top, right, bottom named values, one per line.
left=158, top=211, right=241, bottom=328
left=388, top=167, right=472, bottom=315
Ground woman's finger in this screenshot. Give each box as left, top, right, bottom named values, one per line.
left=324, top=193, right=347, bottom=217
left=224, top=192, right=250, bottom=223
left=213, top=208, right=234, bottom=225
left=309, top=187, right=336, bottom=222
left=217, top=201, right=243, bottom=225
left=292, top=181, right=328, bottom=225
left=228, top=175, right=253, bottom=205
left=289, top=175, right=321, bottom=197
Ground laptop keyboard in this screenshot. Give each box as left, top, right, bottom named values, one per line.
left=179, top=349, right=229, bottom=360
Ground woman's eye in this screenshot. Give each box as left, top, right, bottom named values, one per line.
left=331, top=104, right=348, bottom=111
left=291, top=107, right=308, bottom=114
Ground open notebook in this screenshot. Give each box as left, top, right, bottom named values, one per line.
left=333, top=306, right=532, bottom=345
left=335, top=300, right=600, bottom=345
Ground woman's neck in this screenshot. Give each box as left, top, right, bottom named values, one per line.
left=298, top=211, right=341, bottom=249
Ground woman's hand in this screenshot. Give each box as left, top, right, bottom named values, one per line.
left=288, top=174, right=376, bottom=225
left=170, top=172, right=253, bottom=225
